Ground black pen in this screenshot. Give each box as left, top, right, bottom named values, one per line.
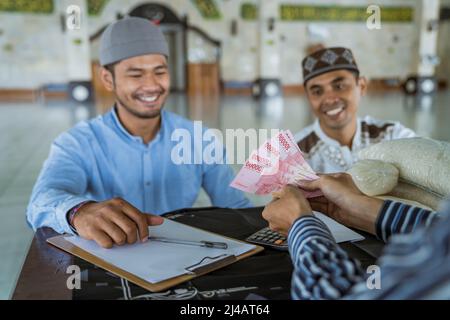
left=148, top=236, right=228, bottom=249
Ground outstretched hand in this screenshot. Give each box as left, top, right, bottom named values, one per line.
left=262, top=186, right=313, bottom=235
left=298, top=173, right=383, bottom=234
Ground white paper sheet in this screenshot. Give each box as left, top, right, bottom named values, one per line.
left=313, top=211, right=365, bottom=243
left=66, top=218, right=256, bottom=284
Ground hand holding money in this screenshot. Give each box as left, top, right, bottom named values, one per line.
left=230, top=130, right=322, bottom=198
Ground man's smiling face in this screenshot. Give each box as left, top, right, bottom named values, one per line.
left=305, top=69, right=367, bottom=131
left=103, top=54, right=170, bottom=119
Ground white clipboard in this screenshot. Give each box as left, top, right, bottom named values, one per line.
left=47, top=218, right=264, bottom=292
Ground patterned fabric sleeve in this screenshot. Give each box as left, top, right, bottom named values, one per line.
left=375, top=200, right=438, bottom=242
left=288, top=216, right=365, bottom=299
left=288, top=200, right=440, bottom=300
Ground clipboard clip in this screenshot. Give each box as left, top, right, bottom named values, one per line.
left=185, top=254, right=237, bottom=275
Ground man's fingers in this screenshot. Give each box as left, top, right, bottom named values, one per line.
left=274, top=187, right=287, bottom=198
left=91, top=229, right=114, bottom=249
left=272, top=185, right=295, bottom=199
left=309, top=196, right=328, bottom=204
left=297, top=178, right=321, bottom=191
left=272, top=191, right=283, bottom=199
left=261, top=206, right=271, bottom=222
left=146, top=214, right=164, bottom=226
left=268, top=223, right=284, bottom=235
left=109, top=211, right=138, bottom=244
left=115, top=199, right=149, bottom=242
left=310, top=202, right=328, bottom=214
left=100, top=219, right=128, bottom=245
left=268, top=197, right=279, bottom=205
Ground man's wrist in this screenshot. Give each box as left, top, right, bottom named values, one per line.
left=66, top=201, right=94, bottom=234
left=296, top=211, right=313, bottom=221
left=288, top=214, right=335, bottom=250
left=290, top=209, right=312, bottom=227
left=289, top=211, right=313, bottom=233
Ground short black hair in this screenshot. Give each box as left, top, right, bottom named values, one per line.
left=104, top=62, right=118, bottom=77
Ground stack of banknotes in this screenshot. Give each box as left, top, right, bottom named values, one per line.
left=230, top=130, right=322, bottom=198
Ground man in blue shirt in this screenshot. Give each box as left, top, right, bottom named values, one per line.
left=27, top=17, right=250, bottom=248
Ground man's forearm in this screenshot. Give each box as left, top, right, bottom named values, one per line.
left=342, top=197, right=439, bottom=242
left=27, top=187, right=92, bottom=234
left=345, top=195, right=383, bottom=235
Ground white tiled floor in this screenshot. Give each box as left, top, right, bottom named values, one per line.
left=0, top=103, right=74, bottom=299
left=1, top=91, right=449, bottom=299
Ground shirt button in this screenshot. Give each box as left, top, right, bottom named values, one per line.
left=145, top=182, right=151, bottom=186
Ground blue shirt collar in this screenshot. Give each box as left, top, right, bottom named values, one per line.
left=108, top=106, right=165, bottom=147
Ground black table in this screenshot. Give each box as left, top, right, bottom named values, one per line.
left=13, top=207, right=384, bottom=300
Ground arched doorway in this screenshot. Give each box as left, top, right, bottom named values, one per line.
left=129, top=3, right=187, bottom=92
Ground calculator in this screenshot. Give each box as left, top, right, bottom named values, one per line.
left=245, top=227, right=288, bottom=251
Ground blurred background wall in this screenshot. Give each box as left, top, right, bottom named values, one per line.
left=0, top=0, right=449, bottom=98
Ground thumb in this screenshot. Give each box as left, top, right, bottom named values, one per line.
left=297, top=178, right=321, bottom=191
left=272, top=185, right=290, bottom=199
left=146, top=214, right=164, bottom=226
left=272, top=190, right=283, bottom=199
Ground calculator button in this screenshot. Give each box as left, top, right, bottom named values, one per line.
left=246, top=228, right=288, bottom=251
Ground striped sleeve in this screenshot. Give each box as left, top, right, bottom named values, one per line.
left=345, top=200, right=450, bottom=300
left=288, top=216, right=365, bottom=300
left=375, top=200, right=439, bottom=242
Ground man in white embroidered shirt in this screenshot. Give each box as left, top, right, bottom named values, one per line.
left=295, top=47, right=415, bottom=173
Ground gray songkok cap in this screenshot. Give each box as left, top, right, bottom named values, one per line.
left=100, top=17, right=169, bottom=66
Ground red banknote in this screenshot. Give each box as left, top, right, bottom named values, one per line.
left=230, top=130, right=322, bottom=198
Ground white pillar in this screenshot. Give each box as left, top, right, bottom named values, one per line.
left=59, top=0, right=92, bottom=82
left=257, top=0, right=280, bottom=79
left=416, top=0, right=440, bottom=77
